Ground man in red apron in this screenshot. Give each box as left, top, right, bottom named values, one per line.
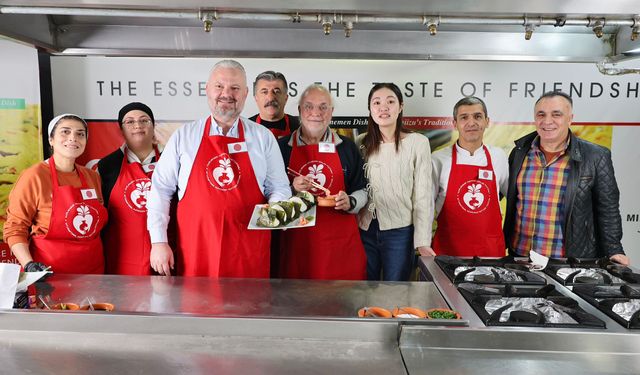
left=431, top=97, right=509, bottom=257
left=249, top=70, right=300, bottom=138
left=99, top=102, right=161, bottom=275
left=147, top=60, right=291, bottom=277
left=249, top=71, right=300, bottom=277
left=278, top=84, right=367, bottom=280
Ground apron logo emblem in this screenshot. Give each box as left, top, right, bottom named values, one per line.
left=456, top=181, right=491, bottom=214
left=300, top=161, right=333, bottom=195
left=65, top=203, right=100, bottom=238
left=124, top=178, right=152, bottom=212
left=206, top=154, right=242, bottom=191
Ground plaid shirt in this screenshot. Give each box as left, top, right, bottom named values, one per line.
left=512, top=137, right=570, bottom=257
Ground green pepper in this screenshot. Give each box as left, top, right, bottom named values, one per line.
left=428, top=310, right=458, bottom=319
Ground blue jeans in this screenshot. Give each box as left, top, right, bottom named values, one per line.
left=360, top=219, right=415, bottom=281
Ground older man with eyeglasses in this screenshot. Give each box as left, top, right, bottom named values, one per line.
left=277, top=84, right=368, bottom=280
left=249, top=70, right=300, bottom=138
left=98, top=102, right=161, bottom=275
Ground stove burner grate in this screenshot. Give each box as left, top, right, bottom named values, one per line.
left=485, top=297, right=578, bottom=324
left=573, top=284, right=640, bottom=329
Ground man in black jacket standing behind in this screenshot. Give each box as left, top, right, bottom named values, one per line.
left=504, top=91, right=629, bottom=265
left=250, top=70, right=299, bottom=138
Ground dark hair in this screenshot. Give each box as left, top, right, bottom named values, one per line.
left=253, top=70, right=288, bottom=96
left=49, top=114, right=87, bottom=154
left=535, top=91, right=573, bottom=108
left=453, top=96, right=488, bottom=118
left=362, top=83, right=407, bottom=158
left=49, top=114, right=87, bottom=138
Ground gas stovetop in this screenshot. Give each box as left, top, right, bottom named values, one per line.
left=457, top=283, right=606, bottom=328
left=430, top=255, right=640, bottom=329
left=572, top=284, right=640, bottom=329
left=543, top=258, right=640, bottom=286
left=435, top=255, right=546, bottom=285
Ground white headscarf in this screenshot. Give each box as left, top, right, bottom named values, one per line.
left=47, top=114, right=88, bottom=139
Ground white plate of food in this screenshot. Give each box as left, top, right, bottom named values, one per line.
left=248, top=191, right=317, bottom=230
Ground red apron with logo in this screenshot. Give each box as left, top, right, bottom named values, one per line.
left=176, top=118, right=270, bottom=278
left=30, top=157, right=108, bottom=274
left=432, top=145, right=505, bottom=257
left=256, top=114, right=291, bottom=138
left=103, top=146, right=160, bottom=275
left=280, top=133, right=366, bottom=280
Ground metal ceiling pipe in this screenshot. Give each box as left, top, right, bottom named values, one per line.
left=440, top=16, right=541, bottom=25
left=0, top=6, right=637, bottom=28
left=219, top=13, right=293, bottom=22
left=0, top=6, right=195, bottom=18
left=597, top=58, right=640, bottom=75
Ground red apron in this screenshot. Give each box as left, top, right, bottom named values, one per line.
left=432, top=145, right=505, bottom=257
left=103, top=146, right=160, bottom=275
left=176, top=118, right=270, bottom=278
left=256, top=114, right=291, bottom=138
left=30, top=156, right=108, bottom=274
left=280, top=133, right=366, bottom=280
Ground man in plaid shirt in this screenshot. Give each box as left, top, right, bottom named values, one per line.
left=503, top=91, right=629, bottom=265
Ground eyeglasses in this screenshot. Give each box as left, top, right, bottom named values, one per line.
left=301, top=103, right=331, bottom=114
left=123, top=118, right=153, bottom=127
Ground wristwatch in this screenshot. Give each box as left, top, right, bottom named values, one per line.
left=348, top=196, right=357, bottom=210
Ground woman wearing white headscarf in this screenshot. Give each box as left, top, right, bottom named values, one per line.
left=3, top=114, right=108, bottom=274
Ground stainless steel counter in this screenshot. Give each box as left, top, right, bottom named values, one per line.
left=0, top=276, right=453, bottom=375
left=1, top=268, right=639, bottom=374
left=27, top=274, right=452, bottom=318
left=400, top=326, right=640, bottom=375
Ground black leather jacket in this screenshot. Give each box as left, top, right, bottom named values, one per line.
left=504, top=130, right=625, bottom=259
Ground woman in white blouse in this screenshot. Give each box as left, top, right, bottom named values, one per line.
left=357, top=83, right=434, bottom=281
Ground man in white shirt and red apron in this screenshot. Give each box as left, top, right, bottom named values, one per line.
left=430, top=97, right=509, bottom=257
left=147, top=60, right=291, bottom=277
left=249, top=70, right=300, bottom=138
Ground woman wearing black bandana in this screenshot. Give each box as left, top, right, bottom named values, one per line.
left=98, top=102, right=162, bottom=275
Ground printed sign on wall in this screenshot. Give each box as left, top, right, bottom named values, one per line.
left=51, top=56, right=640, bottom=260
left=0, top=39, right=43, bottom=264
